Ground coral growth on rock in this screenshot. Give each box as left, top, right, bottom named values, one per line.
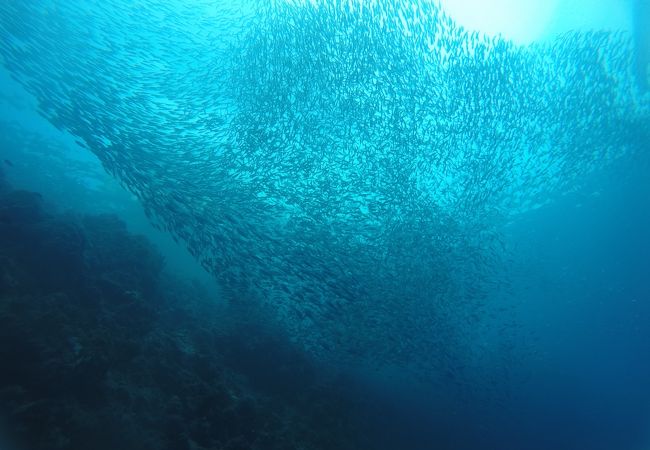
left=0, top=177, right=361, bottom=450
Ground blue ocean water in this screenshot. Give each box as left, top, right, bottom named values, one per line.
left=0, top=1, right=649, bottom=449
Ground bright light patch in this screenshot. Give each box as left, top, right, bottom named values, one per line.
left=438, top=0, right=559, bottom=44
left=438, top=0, right=633, bottom=44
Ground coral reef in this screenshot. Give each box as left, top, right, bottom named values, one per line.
left=0, top=178, right=361, bottom=450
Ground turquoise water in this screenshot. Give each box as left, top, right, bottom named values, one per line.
left=0, top=1, right=649, bottom=449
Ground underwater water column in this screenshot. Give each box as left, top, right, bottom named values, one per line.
left=0, top=0, right=649, bottom=449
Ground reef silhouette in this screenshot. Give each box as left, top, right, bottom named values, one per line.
left=0, top=169, right=362, bottom=450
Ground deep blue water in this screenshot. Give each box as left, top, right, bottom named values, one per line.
left=0, top=1, right=649, bottom=449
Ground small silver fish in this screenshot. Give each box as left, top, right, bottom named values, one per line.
left=634, top=0, right=650, bottom=93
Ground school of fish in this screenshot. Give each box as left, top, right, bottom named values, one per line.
left=1, top=0, right=648, bottom=375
